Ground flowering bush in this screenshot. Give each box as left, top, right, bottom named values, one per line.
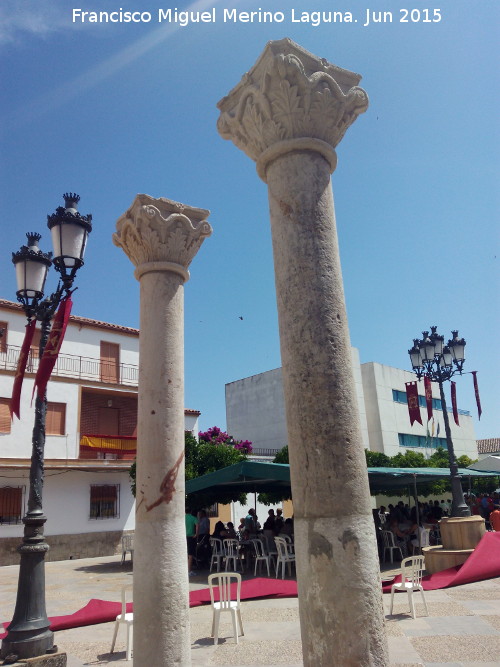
left=198, top=426, right=253, bottom=454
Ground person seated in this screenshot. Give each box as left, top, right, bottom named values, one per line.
left=490, top=504, right=500, bottom=531
left=237, top=517, right=246, bottom=537
left=244, top=508, right=258, bottom=537
left=388, top=513, right=410, bottom=557
left=281, top=517, right=294, bottom=536
left=211, top=521, right=226, bottom=540
left=263, top=509, right=276, bottom=534
left=225, top=521, right=238, bottom=539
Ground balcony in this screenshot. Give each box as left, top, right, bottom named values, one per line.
left=80, top=435, right=137, bottom=460
left=0, top=344, right=138, bottom=387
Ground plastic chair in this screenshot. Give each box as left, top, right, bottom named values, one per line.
left=208, top=572, right=244, bottom=644
left=110, top=585, right=133, bottom=660
left=223, top=539, right=245, bottom=572
left=274, top=536, right=296, bottom=579
left=251, top=539, right=273, bottom=577
left=209, top=538, right=224, bottom=572
left=411, top=527, right=430, bottom=554
left=389, top=556, right=429, bottom=619
left=381, top=530, right=404, bottom=563
left=121, top=534, right=134, bottom=565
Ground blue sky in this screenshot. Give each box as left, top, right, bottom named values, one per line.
left=1, top=0, right=498, bottom=440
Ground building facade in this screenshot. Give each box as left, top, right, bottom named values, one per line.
left=226, top=352, right=478, bottom=462
left=0, top=299, right=199, bottom=564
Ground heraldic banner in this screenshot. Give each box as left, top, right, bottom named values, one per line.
left=10, top=319, right=37, bottom=420
left=33, top=295, right=73, bottom=400
left=405, top=381, right=422, bottom=426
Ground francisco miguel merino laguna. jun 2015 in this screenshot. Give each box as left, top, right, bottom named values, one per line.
left=72, top=7, right=364, bottom=26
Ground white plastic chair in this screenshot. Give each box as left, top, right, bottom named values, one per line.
left=223, top=539, right=245, bottom=572
left=389, top=556, right=429, bottom=619
left=208, top=572, right=244, bottom=644
left=381, top=530, right=404, bottom=563
left=411, top=527, right=430, bottom=554
left=209, top=538, right=224, bottom=572
left=251, top=539, right=273, bottom=577
left=274, top=536, right=295, bottom=579
left=110, top=585, right=133, bottom=660
left=121, top=534, right=134, bottom=565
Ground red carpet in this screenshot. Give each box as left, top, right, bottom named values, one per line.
left=1, top=578, right=297, bottom=639
left=382, top=531, right=500, bottom=593
left=3, top=535, right=498, bottom=638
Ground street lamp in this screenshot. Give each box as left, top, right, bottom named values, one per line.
left=408, top=326, right=470, bottom=518
left=1, top=194, right=92, bottom=662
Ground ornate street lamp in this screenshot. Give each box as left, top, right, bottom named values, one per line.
left=408, top=326, right=470, bottom=518
left=1, top=194, right=92, bottom=662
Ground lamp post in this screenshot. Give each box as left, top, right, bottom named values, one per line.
left=1, top=194, right=91, bottom=662
left=408, top=326, right=471, bottom=518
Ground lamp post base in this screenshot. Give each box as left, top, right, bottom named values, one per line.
left=1, top=649, right=66, bottom=666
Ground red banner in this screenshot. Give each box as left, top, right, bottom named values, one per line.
left=10, top=319, right=37, bottom=420
left=472, top=371, right=482, bottom=420
left=424, top=375, right=433, bottom=421
left=451, top=381, right=459, bottom=426
left=33, top=296, right=73, bottom=400
left=405, top=381, right=422, bottom=426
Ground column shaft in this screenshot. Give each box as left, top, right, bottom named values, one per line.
left=267, top=149, right=387, bottom=666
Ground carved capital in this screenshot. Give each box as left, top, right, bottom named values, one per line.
left=217, top=38, right=368, bottom=179
left=113, top=194, right=212, bottom=281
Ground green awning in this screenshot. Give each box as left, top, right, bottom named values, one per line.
left=185, top=461, right=498, bottom=496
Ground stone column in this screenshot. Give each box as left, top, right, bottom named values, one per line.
left=113, top=195, right=212, bottom=666
left=217, top=39, right=388, bottom=666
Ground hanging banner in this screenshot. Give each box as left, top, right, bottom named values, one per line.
left=405, top=381, right=422, bottom=425
left=33, top=296, right=73, bottom=400
left=472, top=371, right=482, bottom=420
left=424, top=375, right=433, bottom=421
left=10, top=319, right=37, bottom=420
left=451, top=381, right=459, bottom=426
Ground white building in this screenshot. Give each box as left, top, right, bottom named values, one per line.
left=225, top=351, right=478, bottom=462
left=0, top=299, right=199, bottom=564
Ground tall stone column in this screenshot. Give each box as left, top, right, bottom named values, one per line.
left=218, top=39, right=388, bottom=666
left=113, top=194, right=212, bottom=666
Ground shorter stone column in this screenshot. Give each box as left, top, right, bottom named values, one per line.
left=114, top=194, right=211, bottom=666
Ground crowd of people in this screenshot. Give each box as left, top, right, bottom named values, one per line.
left=185, top=506, right=294, bottom=575
left=374, top=492, right=500, bottom=561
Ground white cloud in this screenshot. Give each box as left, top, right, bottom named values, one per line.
left=0, top=0, right=71, bottom=45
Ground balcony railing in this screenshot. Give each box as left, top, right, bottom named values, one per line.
left=0, top=343, right=138, bottom=387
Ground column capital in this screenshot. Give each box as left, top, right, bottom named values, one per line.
left=217, top=38, right=368, bottom=180
left=113, top=194, right=212, bottom=282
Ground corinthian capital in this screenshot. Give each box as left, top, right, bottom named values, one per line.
left=113, top=194, right=212, bottom=282
left=217, top=38, right=368, bottom=179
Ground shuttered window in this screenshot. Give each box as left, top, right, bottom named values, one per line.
left=0, top=486, right=24, bottom=524
left=100, top=341, right=120, bottom=384
left=0, top=321, right=7, bottom=353
left=90, top=484, right=120, bottom=519
left=46, top=402, right=66, bottom=435
left=0, top=398, right=11, bottom=433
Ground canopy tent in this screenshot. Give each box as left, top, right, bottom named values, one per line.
left=467, top=455, right=500, bottom=474
left=185, top=460, right=498, bottom=497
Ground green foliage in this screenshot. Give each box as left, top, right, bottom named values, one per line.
left=258, top=445, right=291, bottom=505
left=129, top=460, right=136, bottom=497
left=365, top=450, right=391, bottom=467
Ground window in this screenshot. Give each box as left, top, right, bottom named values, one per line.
left=90, top=484, right=120, bottom=519
left=207, top=503, right=219, bottom=518
left=46, top=402, right=66, bottom=435
left=0, top=321, right=7, bottom=353
left=0, top=398, right=11, bottom=433
left=0, top=486, right=24, bottom=524
left=100, top=341, right=120, bottom=383
left=398, top=433, right=448, bottom=450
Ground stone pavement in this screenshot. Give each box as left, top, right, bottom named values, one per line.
left=1, top=555, right=499, bottom=666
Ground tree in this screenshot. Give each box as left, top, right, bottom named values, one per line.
left=257, top=445, right=292, bottom=505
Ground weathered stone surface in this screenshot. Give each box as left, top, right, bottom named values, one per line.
left=114, top=194, right=211, bottom=666
left=217, top=39, right=387, bottom=667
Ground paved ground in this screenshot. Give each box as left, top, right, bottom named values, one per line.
left=1, top=555, right=499, bottom=666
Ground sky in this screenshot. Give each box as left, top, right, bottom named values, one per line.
left=0, top=0, right=498, bottom=441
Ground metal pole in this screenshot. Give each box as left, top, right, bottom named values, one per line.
left=1, top=317, right=56, bottom=661
left=438, top=379, right=470, bottom=518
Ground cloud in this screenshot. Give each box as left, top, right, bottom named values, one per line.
left=0, top=0, right=71, bottom=45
